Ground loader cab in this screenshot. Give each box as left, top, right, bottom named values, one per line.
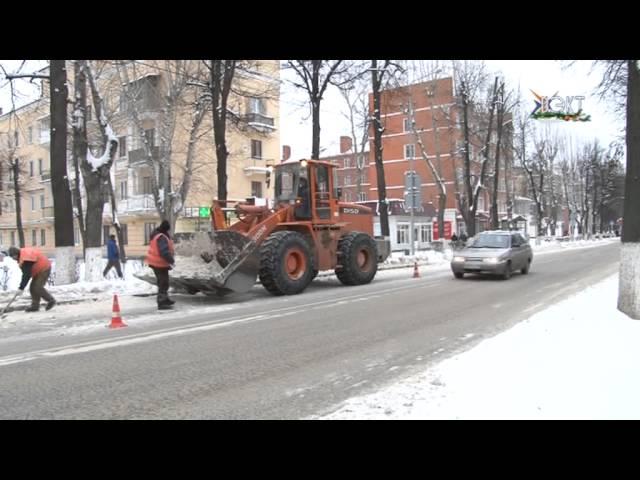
left=274, top=159, right=337, bottom=222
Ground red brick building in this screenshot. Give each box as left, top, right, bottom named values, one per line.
left=366, top=77, right=518, bottom=237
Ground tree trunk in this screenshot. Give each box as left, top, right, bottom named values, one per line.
left=461, top=85, right=474, bottom=236
left=210, top=60, right=235, bottom=204
left=371, top=60, right=389, bottom=238
left=11, top=161, right=24, bottom=247
left=50, top=60, right=77, bottom=284
left=618, top=60, right=640, bottom=319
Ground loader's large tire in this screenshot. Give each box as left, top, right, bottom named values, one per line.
left=335, top=232, right=378, bottom=286
left=259, top=231, right=313, bottom=296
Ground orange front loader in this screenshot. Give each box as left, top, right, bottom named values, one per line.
left=138, top=159, right=390, bottom=296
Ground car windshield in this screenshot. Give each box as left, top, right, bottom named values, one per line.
left=470, top=234, right=510, bottom=249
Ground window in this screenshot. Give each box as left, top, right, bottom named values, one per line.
left=11, top=231, right=16, bottom=246
left=14, top=131, right=19, bottom=147
left=403, top=117, right=411, bottom=132
left=8, top=168, right=13, bottom=182
left=343, top=191, right=352, bottom=202
left=40, top=118, right=50, bottom=144
left=251, top=139, right=262, bottom=159
left=120, top=181, right=128, bottom=200
left=404, top=144, right=415, bottom=159
left=142, top=177, right=152, bottom=195
left=248, top=97, right=266, bottom=115
left=344, top=175, right=351, bottom=186
left=38, top=158, right=43, bottom=175
left=28, top=127, right=33, bottom=144
left=251, top=181, right=263, bottom=198
left=30, top=160, right=34, bottom=177
left=397, top=224, right=410, bottom=245
left=360, top=173, right=367, bottom=185
left=120, top=224, right=128, bottom=245
left=144, top=129, right=155, bottom=148
left=144, top=223, right=157, bottom=245
left=31, top=196, right=36, bottom=211
left=119, top=136, right=127, bottom=157
left=420, top=224, right=432, bottom=243
left=32, top=230, right=37, bottom=246
left=344, top=157, right=352, bottom=169
left=358, top=191, right=367, bottom=202
left=103, top=226, right=111, bottom=245
left=40, top=229, right=46, bottom=246
left=40, top=195, right=45, bottom=209
left=74, top=228, right=80, bottom=246
left=478, top=195, right=485, bottom=212
left=86, top=105, right=92, bottom=121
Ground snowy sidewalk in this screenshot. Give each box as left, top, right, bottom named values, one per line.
left=318, top=272, right=640, bottom=420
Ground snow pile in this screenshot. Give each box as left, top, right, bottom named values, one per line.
left=319, top=274, right=640, bottom=420
left=383, top=249, right=452, bottom=266
left=136, top=255, right=224, bottom=281
left=0, top=256, right=23, bottom=291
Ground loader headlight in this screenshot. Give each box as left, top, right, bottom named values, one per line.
left=300, top=160, right=308, bottom=168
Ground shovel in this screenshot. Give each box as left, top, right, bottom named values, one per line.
left=1, top=290, right=22, bottom=320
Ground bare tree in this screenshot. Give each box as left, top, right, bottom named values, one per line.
left=286, top=60, right=365, bottom=160
left=452, top=61, right=496, bottom=237
left=339, top=77, right=370, bottom=200
left=69, top=61, right=119, bottom=281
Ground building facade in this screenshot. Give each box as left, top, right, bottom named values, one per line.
left=0, top=60, right=280, bottom=257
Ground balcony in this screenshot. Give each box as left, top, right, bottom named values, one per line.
left=40, top=171, right=51, bottom=182
left=244, top=112, right=276, bottom=132
left=128, top=147, right=164, bottom=165
left=40, top=206, right=54, bottom=218
left=103, top=194, right=156, bottom=215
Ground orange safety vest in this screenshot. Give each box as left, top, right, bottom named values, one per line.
left=19, top=247, right=51, bottom=277
left=145, top=233, right=175, bottom=268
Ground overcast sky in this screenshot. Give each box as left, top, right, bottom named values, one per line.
left=279, top=60, right=625, bottom=159
left=1, top=60, right=624, bottom=158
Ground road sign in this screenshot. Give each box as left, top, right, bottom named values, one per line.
left=404, top=171, right=421, bottom=210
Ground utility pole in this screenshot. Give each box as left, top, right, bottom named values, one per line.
left=407, top=100, right=417, bottom=255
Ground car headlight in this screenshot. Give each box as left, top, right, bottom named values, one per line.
left=483, top=257, right=500, bottom=263
left=453, top=256, right=466, bottom=263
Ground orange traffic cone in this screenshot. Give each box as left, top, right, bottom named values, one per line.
left=413, top=261, right=420, bottom=278
left=109, top=294, right=127, bottom=329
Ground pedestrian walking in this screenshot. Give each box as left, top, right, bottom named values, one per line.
left=103, top=234, right=124, bottom=279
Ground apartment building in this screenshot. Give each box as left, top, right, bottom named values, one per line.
left=0, top=60, right=280, bottom=257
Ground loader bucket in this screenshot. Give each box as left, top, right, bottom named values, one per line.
left=136, top=231, right=261, bottom=295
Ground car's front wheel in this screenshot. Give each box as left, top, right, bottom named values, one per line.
left=502, top=261, right=512, bottom=280
left=521, top=259, right=531, bottom=275
left=454, top=272, right=464, bottom=279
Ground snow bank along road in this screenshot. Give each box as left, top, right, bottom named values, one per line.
left=0, top=242, right=620, bottom=419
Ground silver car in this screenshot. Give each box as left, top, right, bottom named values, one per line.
left=451, top=231, right=533, bottom=280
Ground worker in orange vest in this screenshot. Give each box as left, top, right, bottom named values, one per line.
left=145, top=220, right=176, bottom=310
left=8, top=246, right=56, bottom=312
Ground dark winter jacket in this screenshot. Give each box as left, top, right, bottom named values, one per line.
left=19, top=262, right=34, bottom=290
left=149, top=229, right=175, bottom=266
left=107, top=239, right=120, bottom=261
